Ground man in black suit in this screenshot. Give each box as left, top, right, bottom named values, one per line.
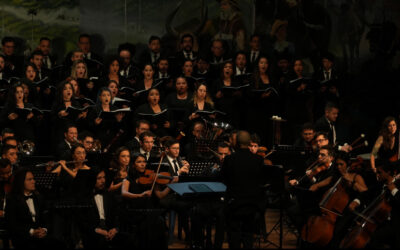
left=174, top=34, right=198, bottom=76
left=208, top=39, right=232, bottom=79
left=314, top=102, right=351, bottom=152
left=287, top=146, right=339, bottom=233
left=55, top=124, right=78, bottom=160
left=79, top=169, right=132, bottom=248
left=221, top=130, right=264, bottom=249
left=5, top=169, right=59, bottom=249
left=1, top=37, right=23, bottom=77
left=126, top=120, right=150, bottom=154
left=38, top=37, right=57, bottom=70
left=138, top=36, right=164, bottom=68
left=30, top=50, right=50, bottom=81
left=246, top=34, right=262, bottom=71
left=118, top=42, right=140, bottom=87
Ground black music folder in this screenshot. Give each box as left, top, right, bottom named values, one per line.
left=66, top=105, right=93, bottom=120
left=98, top=107, right=131, bottom=120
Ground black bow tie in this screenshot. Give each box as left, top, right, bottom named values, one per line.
left=24, top=195, right=34, bottom=200
left=94, top=189, right=105, bottom=195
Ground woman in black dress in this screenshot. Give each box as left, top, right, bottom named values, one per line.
left=121, top=153, right=167, bottom=248
left=135, top=88, right=172, bottom=137
left=0, top=83, right=38, bottom=143
left=108, top=146, right=130, bottom=193
left=50, top=80, right=87, bottom=144
left=87, top=87, right=127, bottom=151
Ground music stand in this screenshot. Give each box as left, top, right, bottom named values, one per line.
left=167, top=182, right=226, bottom=197
left=188, top=161, right=215, bottom=176
left=31, top=169, right=57, bottom=190
left=260, top=164, right=285, bottom=249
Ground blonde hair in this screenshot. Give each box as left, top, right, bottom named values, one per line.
left=70, top=60, right=88, bottom=79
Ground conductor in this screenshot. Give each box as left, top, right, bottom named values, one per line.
left=221, top=130, right=264, bottom=249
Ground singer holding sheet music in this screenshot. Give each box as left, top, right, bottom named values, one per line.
left=247, top=55, right=278, bottom=146
left=0, top=84, right=37, bottom=143
left=50, top=81, right=87, bottom=144
left=188, top=83, right=215, bottom=122
left=87, top=87, right=127, bottom=149
left=135, top=88, right=172, bottom=137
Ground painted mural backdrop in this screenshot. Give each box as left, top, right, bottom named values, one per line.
left=0, top=0, right=399, bottom=71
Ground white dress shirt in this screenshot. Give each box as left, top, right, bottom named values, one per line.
left=94, top=194, right=105, bottom=220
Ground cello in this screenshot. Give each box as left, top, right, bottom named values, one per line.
left=301, top=158, right=364, bottom=246
left=339, top=169, right=397, bottom=248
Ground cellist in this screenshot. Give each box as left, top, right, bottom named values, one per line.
left=326, top=153, right=369, bottom=248
left=367, top=164, right=400, bottom=248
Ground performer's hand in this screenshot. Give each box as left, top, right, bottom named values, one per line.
left=95, top=117, right=102, bottom=125
left=107, top=228, right=118, bottom=241
left=141, top=190, right=152, bottom=197
left=58, top=110, right=68, bottom=117
left=289, top=179, right=298, bottom=186
left=348, top=201, right=359, bottom=211
left=8, top=113, right=18, bottom=120
left=309, top=184, right=319, bottom=192
left=95, top=228, right=108, bottom=237
left=27, top=112, right=34, bottom=120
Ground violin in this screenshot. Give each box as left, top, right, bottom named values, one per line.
left=138, top=169, right=173, bottom=185
left=256, top=146, right=274, bottom=165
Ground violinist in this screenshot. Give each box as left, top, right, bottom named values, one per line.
left=370, top=116, right=398, bottom=173
left=287, top=146, right=339, bottom=232
left=154, top=139, right=191, bottom=242
left=367, top=165, right=400, bottom=248
left=120, top=153, right=167, bottom=248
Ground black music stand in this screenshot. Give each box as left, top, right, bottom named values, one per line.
left=194, top=138, right=223, bottom=154
left=188, top=161, right=215, bottom=176
left=260, top=164, right=285, bottom=249
left=31, top=169, right=57, bottom=190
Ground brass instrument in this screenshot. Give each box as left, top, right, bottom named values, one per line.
left=18, top=140, right=35, bottom=156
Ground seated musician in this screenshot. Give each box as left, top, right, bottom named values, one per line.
left=108, top=147, right=130, bottom=193
left=367, top=164, right=400, bottom=249
left=314, top=102, right=352, bottom=152
left=0, top=128, right=15, bottom=146
left=0, top=159, right=12, bottom=223
left=328, top=152, right=368, bottom=248
left=78, top=131, right=95, bottom=153
left=5, top=169, right=59, bottom=249
left=132, top=131, right=157, bottom=161
left=293, top=123, right=315, bottom=148
left=52, top=144, right=90, bottom=178
left=183, top=121, right=206, bottom=160
left=79, top=168, right=132, bottom=249
left=287, top=145, right=339, bottom=231
left=120, top=153, right=167, bottom=248
left=370, top=116, right=398, bottom=173
left=126, top=119, right=150, bottom=154
left=154, top=139, right=191, bottom=242
left=1, top=144, right=19, bottom=171
left=55, top=124, right=78, bottom=160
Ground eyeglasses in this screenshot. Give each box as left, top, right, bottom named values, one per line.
left=318, top=153, right=327, bottom=157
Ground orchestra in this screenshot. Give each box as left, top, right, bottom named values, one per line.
left=0, top=27, right=397, bottom=250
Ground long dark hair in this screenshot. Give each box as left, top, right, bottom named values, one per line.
left=96, top=86, right=112, bottom=106
left=380, top=116, right=397, bottom=150
left=54, top=80, right=75, bottom=106
left=10, top=168, right=36, bottom=197
left=130, top=153, right=147, bottom=179
left=253, top=55, right=273, bottom=89
left=110, top=146, right=131, bottom=171
left=5, top=83, right=24, bottom=109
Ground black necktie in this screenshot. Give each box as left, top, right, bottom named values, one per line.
left=325, top=71, right=330, bottom=80
left=173, top=159, right=179, bottom=174
left=251, top=52, right=256, bottom=63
